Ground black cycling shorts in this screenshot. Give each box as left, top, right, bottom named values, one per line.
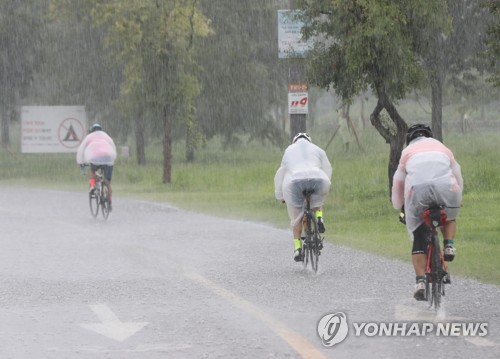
left=412, top=224, right=430, bottom=255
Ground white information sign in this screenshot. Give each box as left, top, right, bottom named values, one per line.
left=288, top=84, right=309, bottom=114
left=277, top=10, right=313, bottom=59
left=21, top=106, right=87, bottom=153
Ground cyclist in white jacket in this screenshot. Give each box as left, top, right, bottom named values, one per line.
left=274, top=133, right=332, bottom=262
left=391, top=124, right=463, bottom=300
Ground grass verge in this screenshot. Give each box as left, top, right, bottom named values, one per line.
left=1, top=127, right=499, bottom=285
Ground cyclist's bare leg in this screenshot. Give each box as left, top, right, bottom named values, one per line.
left=107, top=181, right=112, bottom=201
left=441, top=220, right=456, bottom=261
left=89, top=169, right=96, bottom=187
left=441, top=220, right=456, bottom=240
left=412, top=254, right=426, bottom=277
left=293, top=222, right=302, bottom=239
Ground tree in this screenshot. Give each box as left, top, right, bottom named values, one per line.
left=52, top=0, right=211, bottom=182
left=196, top=0, right=288, bottom=148
left=299, top=0, right=448, bottom=191
left=94, top=0, right=211, bottom=182
left=45, top=1, right=122, bottom=122
left=413, top=0, right=494, bottom=141
left=0, top=1, right=45, bottom=146
left=484, top=0, right=500, bottom=87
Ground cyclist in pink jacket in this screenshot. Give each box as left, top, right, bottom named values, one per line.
left=274, top=133, right=332, bottom=262
left=76, top=123, right=117, bottom=208
left=391, top=124, right=463, bottom=300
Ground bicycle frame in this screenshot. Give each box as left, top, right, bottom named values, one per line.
left=301, top=189, right=323, bottom=272
left=423, top=206, right=449, bottom=310
left=88, top=166, right=110, bottom=220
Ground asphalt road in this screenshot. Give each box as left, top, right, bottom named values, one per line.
left=0, top=186, right=498, bottom=358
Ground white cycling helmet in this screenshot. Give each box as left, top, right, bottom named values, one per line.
left=292, top=132, right=312, bottom=144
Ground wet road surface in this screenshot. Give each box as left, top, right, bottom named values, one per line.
left=0, top=187, right=498, bottom=358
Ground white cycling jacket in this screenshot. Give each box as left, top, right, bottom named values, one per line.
left=391, top=137, right=463, bottom=236
left=274, top=138, right=332, bottom=202
left=76, top=131, right=117, bottom=166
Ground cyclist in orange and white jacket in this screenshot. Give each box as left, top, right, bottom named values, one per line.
left=76, top=123, right=117, bottom=208
left=274, top=133, right=332, bottom=262
left=391, top=124, right=463, bottom=301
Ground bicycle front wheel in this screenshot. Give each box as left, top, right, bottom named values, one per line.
left=89, top=189, right=99, bottom=218
left=100, top=182, right=110, bottom=220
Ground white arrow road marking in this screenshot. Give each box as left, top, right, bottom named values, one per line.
left=79, top=304, right=148, bottom=342
left=395, top=305, right=496, bottom=347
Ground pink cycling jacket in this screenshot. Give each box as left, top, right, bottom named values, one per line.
left=391, top=137, right=463, bottom=236
left=76, top=131, right=117, bottom=166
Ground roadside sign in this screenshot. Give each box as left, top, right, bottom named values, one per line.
left=277, top=10, right=313, bottom=59
left=21, top=106, right=87, bottom=153
left=288, top=84, right=309, bottom=114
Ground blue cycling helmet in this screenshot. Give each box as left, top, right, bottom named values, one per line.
left=89, top=123, right=103, bottom=133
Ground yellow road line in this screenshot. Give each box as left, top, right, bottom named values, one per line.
left=184, top=271, right=326, bottom=359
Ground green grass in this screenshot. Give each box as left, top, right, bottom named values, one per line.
left=1, top=126, right=499, bottom=285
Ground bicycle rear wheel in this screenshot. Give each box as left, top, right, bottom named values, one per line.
left=303, top=214, right=319, bottom=273
left=310, top=218, right=320, bottom=273
left=430, top=236, right=444, bottom=311
left=302, top=221, right=312, bottom=270
left=302, top=240, right=309, bottom=269
left=89, top=187, right=99, bottom=218
left=100, top=181, right=110, bottom=220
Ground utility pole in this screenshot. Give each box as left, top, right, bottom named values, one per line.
left=288, top=61, right=307, bottom=142
left=277, top=1, right=311, bottom=143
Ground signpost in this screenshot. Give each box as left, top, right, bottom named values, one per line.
left=277, top=10, right=312, bottom=140
left=277, top=10, right=313, bottom=59
left=288, top=84, right=309, bottom=114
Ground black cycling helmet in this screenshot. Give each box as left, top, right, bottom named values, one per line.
left=89, top=123, right=102, bottom=133
left=292, top=132, right=312, bottom=144
left=406, top=124, right=432, bottom=145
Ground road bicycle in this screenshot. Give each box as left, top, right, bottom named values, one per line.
left=82, top=165, right=111, bottom=220
left=300, top=189, right=324, bottom=273
left=423, top=205, right=450, bottom=311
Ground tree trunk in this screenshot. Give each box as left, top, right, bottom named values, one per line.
left=370, top=90, right=407, bottom=196
left=360, top=94, right=366, bottom=129
left=162, top=106, right=173, bottom=183
left=1, top=107, right=10, bottom=147
left=134, top=113, right=146, bottom=165
left=431, top=74, right=444, bottom=142
left=288, top=61, right=306, bottom=142
left=290, top=114, right=306, bottom=142
left=186, top=122, right=195, bottom=162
